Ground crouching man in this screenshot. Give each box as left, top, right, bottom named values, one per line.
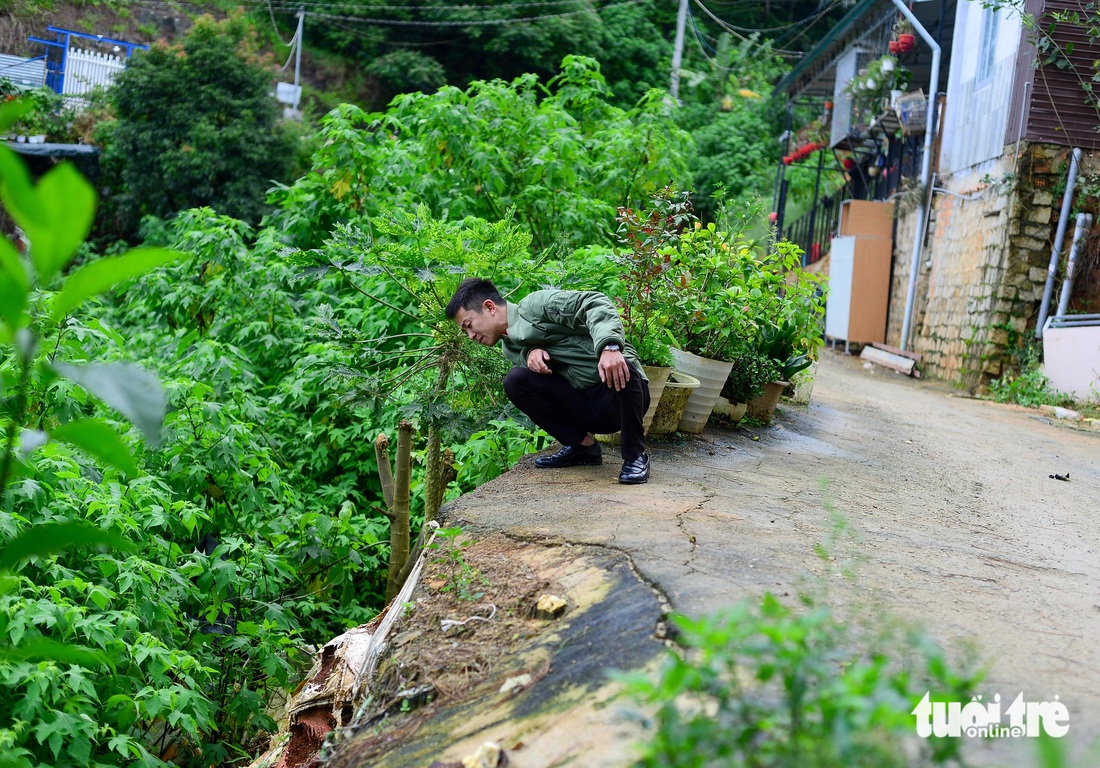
left=445, top=278, right=651, bottom=484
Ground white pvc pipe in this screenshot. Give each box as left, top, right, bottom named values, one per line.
left=1056, top=212, right=1092, bottom=317
left=1037, top=148, right=1082, bottom=336
left=896, top=0, right=941, bottom=351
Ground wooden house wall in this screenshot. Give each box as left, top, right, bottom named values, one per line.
left=1008, top=0, right=1100, bottom=149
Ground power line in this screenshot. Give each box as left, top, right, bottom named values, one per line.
left=773, top=0, right=847, bottom=49
left=239, top=0, right=613, bottom=11
left=694, top=0, right=845, bottom=34
left=288, top=0, right=644, bottom=27
left=266, top=0, right=296, bottom=47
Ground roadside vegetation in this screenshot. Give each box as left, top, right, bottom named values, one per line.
left=3, top=2, right=1077, bottom=767
left=620, top=502, right=984, bottom=768
left=986, top=342, right=1100, bottom=418
left=0, top=41, right=735, bottom=763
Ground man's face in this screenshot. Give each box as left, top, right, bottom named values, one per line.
left=454, top=300, right=505, bottom=347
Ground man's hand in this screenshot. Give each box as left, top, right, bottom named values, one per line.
left=599, top=348, right=630, bottom=391
left=527, top=348, right=552, bottom=374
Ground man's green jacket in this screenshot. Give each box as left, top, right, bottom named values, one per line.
left=501, top=289, right=647, bottom=391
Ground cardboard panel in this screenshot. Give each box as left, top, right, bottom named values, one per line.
left=848, top=238, right=893, bottom=343
left=838, top=200, right=896, bottom=238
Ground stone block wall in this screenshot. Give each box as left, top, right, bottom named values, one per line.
left=886, top=142, right=1096, bottom=387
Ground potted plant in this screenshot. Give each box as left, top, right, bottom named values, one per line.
left=894, top=17, right=916, bottom=52
left=713, top=342, right=779, bottom=423
left=11, top=87, right=64, bottom=143
left=611, top=185, right=692, bottom=433
left=666, top=223, right=760, bottom=432
left=843, top=55, right=911, bottom=120
left=743, top=307, right=825, bottom=421
left=727, top=237, right=826, bottom=421
left=743, top=322, right=806, bottom=422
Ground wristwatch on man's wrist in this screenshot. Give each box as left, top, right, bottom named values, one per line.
left=603, top=344, right=621, bottom=353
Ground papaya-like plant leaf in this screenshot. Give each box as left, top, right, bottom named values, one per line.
left=53, top=363, right=166, bottom=446
left=5, top=163, right=96, bottom=285
left=51, top=418, right=139, bottom=476
left=0, top=98, right=33, bottom=134
left=0, top=520, right=135, bottom=571
left=51, top=247, right=183, bottom=321
left=0, top=147, right=37, bottom=262
left=0, top=235, right=29, bottom=331
left=0, top=637, right=107, bottom=669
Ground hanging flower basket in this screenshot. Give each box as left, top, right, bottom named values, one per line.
left=897, top=33, right=915, bottom=52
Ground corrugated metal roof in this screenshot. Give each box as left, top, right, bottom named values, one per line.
left=776, top=0, right=957, bottom=101
left=0, top=54, right=46, bottom=89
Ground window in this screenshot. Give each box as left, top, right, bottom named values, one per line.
left=977, top=6, right=999, bottom=86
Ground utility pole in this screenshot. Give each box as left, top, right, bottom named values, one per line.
left=670, top=0, right=689, bottom=103
left=293, top=7, right=304, bottom=112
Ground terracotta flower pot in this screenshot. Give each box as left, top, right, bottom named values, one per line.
left=898, top=33, right=915, bottom=52
left=745, top=380, right=790, bottom=423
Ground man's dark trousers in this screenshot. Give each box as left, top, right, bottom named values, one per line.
left=503, top=363, right=651, bottom=462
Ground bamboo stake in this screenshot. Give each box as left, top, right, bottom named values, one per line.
left=423, top=426, right=443, bottom=525
left=386, top=422, right=413, bottom=601
left=374, top=433, right=395, bottom=513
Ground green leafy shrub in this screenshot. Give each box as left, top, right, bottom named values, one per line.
left=0, top=85, right=72, bottom=140
left=611, top=185, right=694, bottom=367
left=450, top=418, right=550, bottom=491
left=1, top=97, right=389, bottom=764
left=720, top=343, right=780, bottom=403
left=987, top=344, right=1079, bottom=410
left=0, top=97, right=223, bottom=767
left=621, top=593, right=981, bottom=768
left=267, top=56, right=692, bottom=253
left=988, top=365, right=1063, bottom=408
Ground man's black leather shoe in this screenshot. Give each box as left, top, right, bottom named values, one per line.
left=535, top=442, right=603, bottom=468
left=619, top=453, right=650, bottom=484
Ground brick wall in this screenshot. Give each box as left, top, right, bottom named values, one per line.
left=887, top=143, right=1098, bottom=387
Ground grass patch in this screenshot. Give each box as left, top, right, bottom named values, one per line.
left=988, top=342, right=1100, bottom=417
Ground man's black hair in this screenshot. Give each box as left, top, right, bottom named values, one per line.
left=446, top=278, right=506, bottom=319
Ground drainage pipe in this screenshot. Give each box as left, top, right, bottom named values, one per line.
left=1036, top=147, right=1082, bottom=336
left=1055, top=212, right=1092, bottom=317
left=896, top=0, right=941, bottom=351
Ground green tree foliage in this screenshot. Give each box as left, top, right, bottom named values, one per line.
left=0, top=93, right=401, bottom=764
left=267, top=55, right=692, bottom=252
left=0, top=99, right=220, bottom=767
left=99, top=16, right=296, bottom=238
left=675, top=35, right=790, bottom=220
left=301, top=0, right=675, bottom=111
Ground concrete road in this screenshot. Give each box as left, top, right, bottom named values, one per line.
left=443, top=349, right=1100, bottom=767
